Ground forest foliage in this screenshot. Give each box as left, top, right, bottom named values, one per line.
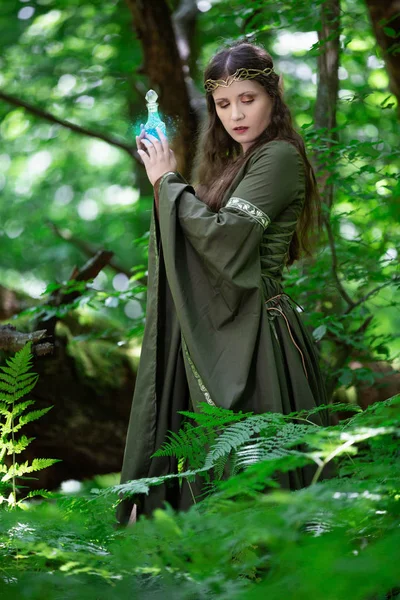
left=0, top=0, right=398, bottom=376
left=0, top=0, right=399, bottom=597
left=0, top=345, right=399, bottom=598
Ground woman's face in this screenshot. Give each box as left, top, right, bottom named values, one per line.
left=212, top=79, right=273, bottom=153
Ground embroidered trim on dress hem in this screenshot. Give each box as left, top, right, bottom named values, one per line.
left=182, top=337, right=216, bottom=407
left=226, top=197, right=270, bottom=230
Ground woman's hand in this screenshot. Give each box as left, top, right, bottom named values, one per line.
left=136, top=125, right=178, bottom=186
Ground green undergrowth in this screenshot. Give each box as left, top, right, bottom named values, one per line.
left=0, top=392, right=399, bottom=599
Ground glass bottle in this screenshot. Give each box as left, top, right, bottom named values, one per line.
left=144, top=89, right=167, bottom=140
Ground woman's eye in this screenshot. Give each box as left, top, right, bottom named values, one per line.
left=219, top=100, right=254, bottom=109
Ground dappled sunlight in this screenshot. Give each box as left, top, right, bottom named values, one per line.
left=86, top=140, right=121, bottom=166
left=112, top=273, right=130, bottom=292
left=273, top=31, right=318, bottom=56
left=27, top=150, right=52, bottom=176
left=339, top=220, right=359, bottom=241
left=91, top=271, right=107, bottom=291
left=77, top=198, right=99, bottom=221
left=56, top=74, right=77, bottom=96
left=368, top=70, right=389, bottom=90
left=104, top=184, right=139, bottom=206
left=381, top=247, right=397, bottom=267
left=197, top=1, right=212, bottom=12
left=18, top=6, right=35, bottom=21
left=1, top=109, right=30, bottom=139
left=376, top=178, right=392, bottom=196
left=4, top=221, right=24, bottom=239
left=0, top=268, right=47, bottom=298
left=124, top=299, right=143, bottom=320
left=60, top=479, right=82, bottom=494
left=0, top=154, right=15, bottom=174
left=75, top=95, right=95, bottom=109
left=54, top=184, right=74, bottom=205
left=23, top=8, right=64, bottom=38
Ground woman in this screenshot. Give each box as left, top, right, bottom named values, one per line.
left=117, top=41, right=328, bottom=526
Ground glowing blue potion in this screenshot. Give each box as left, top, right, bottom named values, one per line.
left=144, top=90, right=167, bottom=140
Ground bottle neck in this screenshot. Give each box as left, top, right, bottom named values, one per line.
left=147, top=104, right=158, bottom=114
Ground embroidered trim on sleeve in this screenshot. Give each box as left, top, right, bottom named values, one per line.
left=226, top=197, right=271, bottom=230
left=158, top=171, right=177, bottom=194
left=182, top=337, right=216, bottom=407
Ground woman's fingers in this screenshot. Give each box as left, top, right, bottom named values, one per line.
left=143, top=132, right=161, bottom=159
left=137, top=148, right=147, bottom=164
left=155, top=127, right=168, bottom=153
left=140, top=138, right=156, bottom=158
left=136, top=133, right=146, bottom=150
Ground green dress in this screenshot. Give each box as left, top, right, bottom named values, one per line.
left=116, top=140, right=328, bottom=525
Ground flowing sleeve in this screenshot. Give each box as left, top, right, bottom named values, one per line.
left=158, top=141, right=305, bottom=293
left=156, top=141, right=305, bottom=410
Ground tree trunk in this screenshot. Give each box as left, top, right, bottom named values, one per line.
left=126, top=0, right=200, bottom=179
left=311, top=0, right=341, bottom=399
left=365, top=0, right=400, bottom=117
left=314, top=0, right=340, bottom=209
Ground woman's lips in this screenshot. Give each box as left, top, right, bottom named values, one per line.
left=234, top=127, right=249, bottom=134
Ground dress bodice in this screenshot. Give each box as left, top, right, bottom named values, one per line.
left=259, top=195, right=304, bottom=283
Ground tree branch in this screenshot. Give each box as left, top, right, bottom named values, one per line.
left=0, top=89, right=142, bottom=165
left=0, top=325, right=52, bottom=355
left=344, top=276, right=399, bottom=315
left=324, top=215, right=355, bottom=308
left=47, top=221, right=142, bottom=282
left=172, top=0, right=206, bottom=117
left=35, top=251, right=115, bottom=338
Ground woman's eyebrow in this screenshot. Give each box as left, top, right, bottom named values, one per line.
left=214, top=91, right=256, bottom=102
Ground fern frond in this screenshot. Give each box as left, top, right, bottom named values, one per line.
left=0, top=372, right=37, bottom=390
left=153, top=421, right=211, bottom=468
left=0, top=402, right=12, bottom=415
left=15, top=375, right=39, bottom=391
left=12, top=385, right=39, bottom=403
left=14, top=407, right=53, bottom=430
left=154, top=404, right=260, bottom=471
left=28, top=458, right=61, bottom=472
left=204, top=414, right=285, bottom=469
left=22, top=489, right=56, bottom=501
left=110, top=466, right=209, bottom=499
left=234, top=423, right=313, bottom=471
left=3, top=343, right=34, bottom=376
left=15, top=371, right=39, bottom=383
left=288, top=402, right=362, bottom=421
left=0, top=373, right=16, bottom=387
left=2, top=458, right=60, bottom=481
left=0, top=382, right=15, bottom=400
left=178, top=402, right=253, bottom=427
left=2, top=436, right=36, bottom=454
left=5, top=400, right=35, bottom=419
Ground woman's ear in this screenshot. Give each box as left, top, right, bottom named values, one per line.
left=278, top=74, right=284, bottom=94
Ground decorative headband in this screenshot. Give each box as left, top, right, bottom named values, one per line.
left=204, top=67, right=276, bottom=93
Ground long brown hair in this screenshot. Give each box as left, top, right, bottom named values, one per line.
left=191, top=40, right=322, bottom=265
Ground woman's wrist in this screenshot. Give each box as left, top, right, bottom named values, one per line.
left=155, top=171, right=177, bottom=193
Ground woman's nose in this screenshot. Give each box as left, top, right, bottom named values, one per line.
left=231, top=106, right=244, bottom=120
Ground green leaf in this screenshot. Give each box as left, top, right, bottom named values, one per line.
left=313, top=325, right=327, bottom=341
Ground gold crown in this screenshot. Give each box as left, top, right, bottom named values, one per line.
left=204, top=67, right=276, bottom=93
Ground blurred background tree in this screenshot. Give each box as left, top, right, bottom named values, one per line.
left=0, top=0, right=398, bottom=489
